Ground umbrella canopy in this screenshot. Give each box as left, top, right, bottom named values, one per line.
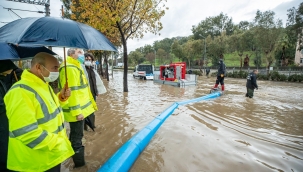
left=0, top=17, right=117, bottom=51
left=0, top=43, right=57, bottom=61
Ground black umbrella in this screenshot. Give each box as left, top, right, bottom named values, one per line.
left=0, top=42, right=56, bottom=61
left=85, top=117, right=95, bottom=132
left=0, top=17, right=117, bottom=87
left=0, top=17, right=117, bottom=51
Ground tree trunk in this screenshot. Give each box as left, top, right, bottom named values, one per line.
left=117, top=21, right=128, bottom=92
left=199, top=59, right=203, bottom=75
left=99, top=54, right=104, bottom=77
left=104, top=53, right=109, bottom=81
left=123, top=41, right=128, bottom=92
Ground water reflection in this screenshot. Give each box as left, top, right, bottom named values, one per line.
left=64, top=71, right=303, bottom=172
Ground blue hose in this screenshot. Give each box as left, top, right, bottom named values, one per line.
left=97, top=92, right=221, bottom=172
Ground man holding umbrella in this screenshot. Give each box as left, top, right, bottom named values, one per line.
left=59, top=48, right=97, bottom=168
left=4, top=53, right=74, bottom=172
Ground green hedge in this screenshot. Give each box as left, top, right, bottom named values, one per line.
left=225, top=70, right=303, bottom=82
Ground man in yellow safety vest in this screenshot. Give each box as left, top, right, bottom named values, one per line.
left=4, top=52, right=74, bottom=171
left=58, top=48, right=97, bottom=168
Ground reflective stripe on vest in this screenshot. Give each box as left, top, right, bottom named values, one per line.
left=8, top=84, right=64, bottom=148
left=59, top=65, right=86, bottom=90
left=70, top=84, right=88, bottom=91
left=53, top=122, right=65, bottom=134
left=62, top=101, right=92, bottom=112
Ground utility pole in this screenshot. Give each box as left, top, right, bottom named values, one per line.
left=6, top=0, right=50, bottom=16
left=203, top=38, right=206, bottom=73
left=154, top=49, right=156, bottom=67
left=45, top=0, right=50, bottom=17
left=199, top=34, right=206, bottom=73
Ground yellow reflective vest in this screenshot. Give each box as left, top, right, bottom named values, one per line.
left=59, top=56, right=97, bottom=122
left=4, top=70, right=74, bottom=171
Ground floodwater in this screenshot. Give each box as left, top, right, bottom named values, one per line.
left=64, top=71, right=303, bottom=172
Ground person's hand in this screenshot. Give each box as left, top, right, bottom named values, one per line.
left=76, top=114, right=84, bottom=121
left=60, top=84, right=71, bottom=99
left=60, top=88, right=71, bottom=99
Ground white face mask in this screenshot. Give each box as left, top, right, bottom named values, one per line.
left=41, top=65, right=59, bottom=82
left=84, top=61, right=92, bottom=66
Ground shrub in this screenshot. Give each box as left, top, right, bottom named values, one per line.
left=227, top=72, right=233, bottom=78
left=270, top=71, right=280, bottom=81
left=288, top=75, right=294, bottom=82
left=239, top=71, right=248, bottom=78
left=211, top=72, right=218, bottom=77
left=233, top=71, right=239, bottom=78
left=298, top=74, right=303, bottom=82
left=278, top=74, right=287, bottom=81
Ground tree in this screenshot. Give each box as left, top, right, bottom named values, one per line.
left=192, top=12, right=234, bottom=39
left=171, top=40, right=184, bottom=61
left=274, top=31, right=297, bottom=66
left=182, top=39, right=202, bottom=69
left=252, top=10, right=283, bottom=73
left=287, top=2, right=303, bottom=51
left=207, top=33, right=227, bottom=65
left=238, top=21, right=250, bottom=31
left=156, top=48, right=167, bottom=64
left=228, top=32, right=246, bottom=69
left=145, top=52, right=155, bottom=64
left=128, top=51, right=144, bottom=65
left=154, top=38, right=175, bottom=53
left=68, top=0, right=168, bottom=92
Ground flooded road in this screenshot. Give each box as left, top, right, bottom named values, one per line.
left=65, top=71, right=303, bottom=172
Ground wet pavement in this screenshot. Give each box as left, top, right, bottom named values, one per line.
left=64, top=71, right=303, bottom=172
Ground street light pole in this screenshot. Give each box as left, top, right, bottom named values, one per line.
left=199, top=34, right=206, bottom=74
left=154, top=50, right=156, bottom=67
left=203, top=38, right=206, bottom=73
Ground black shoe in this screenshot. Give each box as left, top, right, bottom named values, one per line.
left=73, top=146, right=85, bottom=168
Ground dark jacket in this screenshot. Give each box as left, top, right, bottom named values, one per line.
left=206, top=68, right=210, bottom=74
left=0, top=68, right=22, bottom=171
left=217, top=59, right=226, bottom=77
left=246, top=72, right=258, bottom=89
left=85, top=66, right=98, bottom=97
left=0, top=76, right=9, bottom=171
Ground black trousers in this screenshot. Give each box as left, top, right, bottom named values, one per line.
left=84, top=96, right=96, bottom=130
left=0, top=113, right=9, bottom=172
left=45, top=164, right=61, bottom=172
left=215, top=76, right=224, bottom=85
left=69, top=120, right=84, bottom=151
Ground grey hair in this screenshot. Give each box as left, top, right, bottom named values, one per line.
left=253, top=69, right=258, bottom=72
left=67, top=48, right=76, bottom=56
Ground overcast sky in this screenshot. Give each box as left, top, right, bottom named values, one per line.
left=0, top=0, right=301, bottom=57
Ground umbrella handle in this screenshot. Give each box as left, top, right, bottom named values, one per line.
left=64, top=47, right=68, bottom=88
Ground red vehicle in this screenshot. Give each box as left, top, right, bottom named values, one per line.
left=159, top=62, right=186, bottom=81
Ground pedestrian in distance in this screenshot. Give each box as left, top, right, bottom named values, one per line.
left=246, top=69, right=259, bottom=98
left=212, top=54, right=226, bottom=92
left=206, top=67, right=210, bottom=78
left=58, top=48, right=97, bottom=168
left=4, top=53, right=74, bottom=172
